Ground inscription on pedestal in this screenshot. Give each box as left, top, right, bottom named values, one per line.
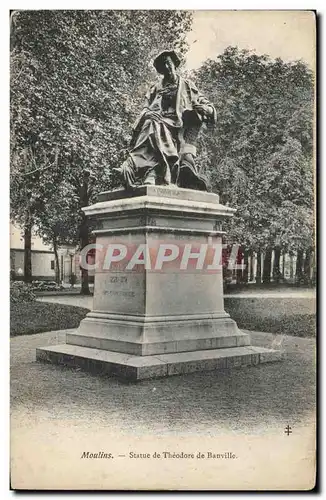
left=110, top=276, right=128, bottom=284
left=104, top=275, right=134, bottom=296
left=104, top=290, right=135, bottom=298
left=152, top=187, right=182, bottom=198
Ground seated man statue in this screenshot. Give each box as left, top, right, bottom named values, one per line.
left=115, top=49, right=216, bottom=191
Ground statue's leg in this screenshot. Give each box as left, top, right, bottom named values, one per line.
left=170, top=159, right=180, bottom=185
left=179, top=149, right=209, bottom=191
left=114, top=156, right=137, bottom=189
left=116, top=141, right=159, bottom=188
left=160, top=161, right=172, bottom=185
left=178, top=121, right=209, bottom=191
left=117, top=121, right=179, bottom=187
left=143, top=168, right=156, bottom=185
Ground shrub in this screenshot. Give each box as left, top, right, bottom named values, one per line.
left=10, top=281, right=36, bottom=303
left=10, top=302, right=89, bottom=336
left=224, top=297, right=316, bottom=338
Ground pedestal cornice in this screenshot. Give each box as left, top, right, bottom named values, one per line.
left=83, top=185, right=236, bottom=221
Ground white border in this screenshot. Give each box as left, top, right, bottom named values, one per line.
left=2, top=2, right=322, bottom=498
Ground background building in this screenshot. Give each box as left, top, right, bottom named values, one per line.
left=10, top=223, right=94, bottom=283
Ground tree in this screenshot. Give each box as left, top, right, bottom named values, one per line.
left=11, top=10, right=192, bottom=291
left=194, top=47, right=314, bottom=280
left=33, top=181, right=81, bottom=284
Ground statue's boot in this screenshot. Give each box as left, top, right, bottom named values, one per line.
left=178, top=153, right=209, bottom=191
left=143, top=169, right=156, bottom=185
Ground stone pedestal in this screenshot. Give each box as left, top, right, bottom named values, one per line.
left=37, top=186, right=282, bottom=380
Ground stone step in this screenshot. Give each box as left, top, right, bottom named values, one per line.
left=66, top=330, right=251, bottom=355
left=36, top=344, right=283, bottom=381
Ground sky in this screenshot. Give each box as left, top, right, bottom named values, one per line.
left=185, top=10, right=316, bottom=69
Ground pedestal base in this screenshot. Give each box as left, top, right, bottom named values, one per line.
left=36, top=186, right=283, bottom=381
left=36, top=343, right=283, bottom=381
left=65, top=312, right=250, bottom=355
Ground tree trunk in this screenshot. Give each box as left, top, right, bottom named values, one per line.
left=236, top=245, right=243, bottom=285
left=256, top=250, right=262, bottom=284
left=78, top=176, right=91, bottom=295
left=249, top=251, right=254, bottom=282
left=273, top=247, right=281, bottom=282
left=243, top=249, right=249, bottom=284
left=60, top=254, right=64, bottom=282
left=304, top=247, right=312, bottom=283
left=262, top=248, right=272, bottom=283
left=289, top=253, right=294, bottom=279
left=24, top=223, right=32, bottom=282
left=282, top=251, right=286, bottom=279
left=79, top=211, right=91, bottom=295
left=296, top=249, right=304, bottom=281
left=53, top=237, right=60, bottom=285
left=78, top=175, right=90, bottom=295
left=311, top=251, right=317, bottom=285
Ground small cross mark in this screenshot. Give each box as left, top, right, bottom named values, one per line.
left=284, top=425, right=292, bottom=436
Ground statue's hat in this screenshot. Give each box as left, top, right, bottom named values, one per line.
left=153, top=50, right=181, bottom=74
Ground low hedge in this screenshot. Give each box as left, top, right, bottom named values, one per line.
left=11, top=301, right=90, bottom=336
left=224, top=297, right=316, bottom=338
left=10, top=295, right=316, bottom=338
left=10, top=281, right=36, bottom=303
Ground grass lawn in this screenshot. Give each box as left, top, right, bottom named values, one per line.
left=10, top=301, right=90, bottom=337
left=11, top=295, right=316, bottom=338
left=224, top=296, right=316, bottom=337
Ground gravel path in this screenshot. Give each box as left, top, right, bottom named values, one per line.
left=225, top=290, right=316, bottom=298
left=37, top=295, right=94, bottom=308
left=11, top=329, right=316, bottom=489
left=37, top=288, right=316, bottom=310
left=11, top=329, right=315, bottom=436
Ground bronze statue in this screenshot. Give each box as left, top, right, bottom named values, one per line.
left=115, top=50, right=216, bottom=191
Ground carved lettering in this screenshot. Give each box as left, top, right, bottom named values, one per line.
left=110, top=276, right=128, bottom=284
left=104, top=290, right=135, bottom=298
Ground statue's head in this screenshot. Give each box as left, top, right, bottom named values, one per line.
left=153, top=50, right=181, bottom=77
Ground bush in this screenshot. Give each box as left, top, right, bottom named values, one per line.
left=32, top=280, right=63, bottom=291
left=10, top=302, right=90, bottom=336
left=224, top=297, right=316, bottom=338
left=10, top=281, right=36, bottom=303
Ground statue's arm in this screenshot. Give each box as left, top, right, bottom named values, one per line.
left=195, top=95, right=217, bottom=123
left=186, top=79, right=216, bottom=124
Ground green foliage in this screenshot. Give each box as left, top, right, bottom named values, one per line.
left=10, top=301, right=89, bottom=336
left=10, top=11, right=192, bottom=291
left=194, top=47, right=314, bottom=253
left=33, top=181, right=81, bottom=247
left=10, top=281, right=36, bottom=303
left=10, top=10, right=192, bottom=241
left=224, top=296, right=316, bottom=337
left=11, top=18, right=314, bottom=273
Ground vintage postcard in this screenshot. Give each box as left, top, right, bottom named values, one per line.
left=10, top=9, right=316, bottom=490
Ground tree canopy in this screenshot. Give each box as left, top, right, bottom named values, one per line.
left=10, top=17, right=315, bottom=285
left=194, top=47, right=314, bottom=256
left=10, top=10, right=192, bottom=287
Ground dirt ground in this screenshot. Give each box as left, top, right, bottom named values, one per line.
left=11, top=328, right=315, bottom=435
left=10, top=328, right=316, bottom=490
